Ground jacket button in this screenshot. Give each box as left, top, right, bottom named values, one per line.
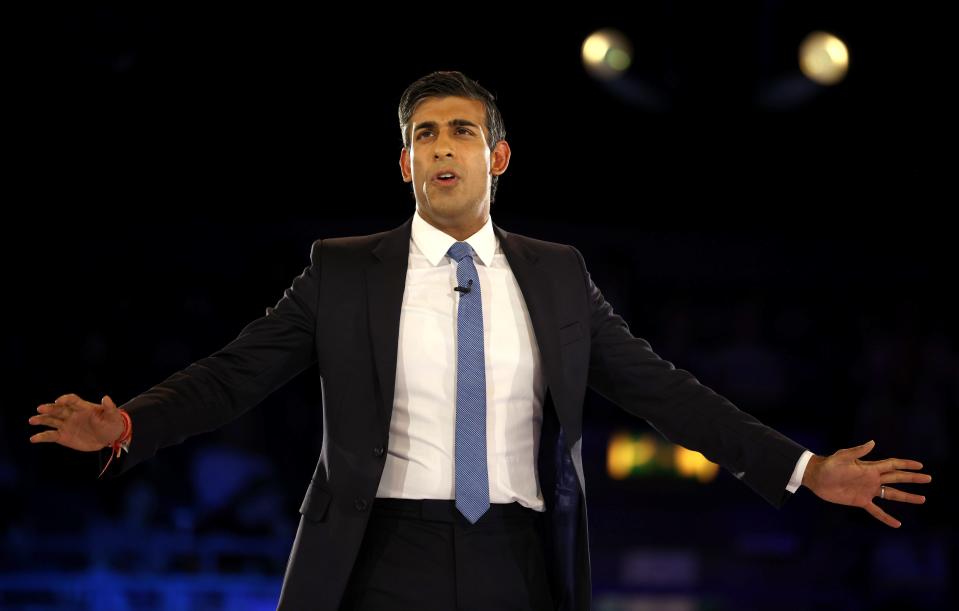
left=354, top=499, right=368, bottom=511
left=373, top=446, right=385, bottom=457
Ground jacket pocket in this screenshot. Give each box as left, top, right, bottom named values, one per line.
left=558, top=321, right=584, bottom=346
left=299, top=483, right=333, bottom=522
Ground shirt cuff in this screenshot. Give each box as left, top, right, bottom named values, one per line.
left=786, top=449, right=815, bottom=493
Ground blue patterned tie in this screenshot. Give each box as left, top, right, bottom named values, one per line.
left=446, top=241, right=490, bottom=524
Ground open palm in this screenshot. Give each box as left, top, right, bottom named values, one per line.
left=806, top=440, right=931, bottom=528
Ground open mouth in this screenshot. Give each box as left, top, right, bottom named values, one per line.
left=432, top=175, right=459, bottom=186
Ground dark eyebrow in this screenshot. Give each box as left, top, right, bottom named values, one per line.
left=413, top=119, right=481, bottom=134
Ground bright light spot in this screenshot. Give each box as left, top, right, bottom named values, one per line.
left=799, top=31, right=850, bottom=86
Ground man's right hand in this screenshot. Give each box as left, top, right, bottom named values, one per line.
left=29, top=394, right=126, bottom=452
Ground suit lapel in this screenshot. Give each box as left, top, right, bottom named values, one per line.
left=493, top=222, right=567, bottom=418
left=365, top=214, right=566, bottom=433
left=366, top=216, right=414, bottom=427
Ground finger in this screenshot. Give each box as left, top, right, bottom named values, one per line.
left=864, top=501, right=901, bottom=528
left=28, top=415, right=65, bottom=428
left=878, top=486, right=926, bottom=504
left=102, top=395, right=116, bottom=409
left=55, top=394, right=81, bottom=405
left=872, top=458, right=924, bottom=471
left=37, top=404, right=72, bottom=419
left=880, top=471, right=933, bottom=485
left=30, top=430, right=61, bottom=443
left=844, top=439, right=875, bottom=458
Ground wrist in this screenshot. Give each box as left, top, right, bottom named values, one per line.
left=105, top=409, right=131, bottom=449
left=802, top=454, right=825, bottom=489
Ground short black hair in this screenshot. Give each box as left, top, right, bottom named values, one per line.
left=398, top=71, right=507, bottom=204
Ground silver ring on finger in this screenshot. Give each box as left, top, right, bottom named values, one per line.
left=880, top=485, right=885, bottom=499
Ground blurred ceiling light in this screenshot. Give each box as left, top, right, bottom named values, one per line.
left=799, top=31, right=849, bottom=86
left=582, top=28, right=633, bottom=80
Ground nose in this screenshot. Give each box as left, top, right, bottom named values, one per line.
left=433, top=131, right=455, bottom=159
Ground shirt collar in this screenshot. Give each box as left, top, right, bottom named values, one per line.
left=411, top=208, right=497, bottom=267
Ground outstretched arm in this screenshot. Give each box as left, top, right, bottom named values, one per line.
left=29, top=238, right=323, bottom=479
left=571, top=245, right=806, bottom=509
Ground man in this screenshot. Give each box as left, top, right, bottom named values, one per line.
left=30, top=71, right=932, bottom=611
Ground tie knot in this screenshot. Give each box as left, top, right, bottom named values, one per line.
left=447, top=241, right=475, bottom=263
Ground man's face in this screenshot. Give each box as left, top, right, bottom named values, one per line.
left=400, top=96, right=509, bottom=228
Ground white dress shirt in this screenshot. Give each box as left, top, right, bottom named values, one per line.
left=373, top=210, right=811, bottom=508
left=375, top=209, right=548, bottom=510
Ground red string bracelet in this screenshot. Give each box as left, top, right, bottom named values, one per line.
left=98, top=409, right=132, bottom=479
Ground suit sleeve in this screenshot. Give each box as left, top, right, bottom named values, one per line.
left=98, top=239, right=323, bottom=479
left=570, top=245, right=806, bottom=508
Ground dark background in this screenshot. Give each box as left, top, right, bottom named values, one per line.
left=3, top=4, right=953, bottom=610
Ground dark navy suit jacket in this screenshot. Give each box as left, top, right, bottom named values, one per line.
left=100, top=213, right=808, bottom=610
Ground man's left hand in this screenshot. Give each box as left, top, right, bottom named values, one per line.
left=802, top=440, right=932, bottom=528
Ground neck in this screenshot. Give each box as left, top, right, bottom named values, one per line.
left=417, top=208, right=487, bottom=241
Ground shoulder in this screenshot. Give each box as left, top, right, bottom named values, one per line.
left=502, top=228, right=584, bottom=267
left=508, top=230, right=574, bottom=254
left=319, top=229, right=390, bottom=250
left=306, top=226, right=397, bottom=261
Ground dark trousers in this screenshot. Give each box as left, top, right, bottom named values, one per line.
left=339, top=498, right=555, bottom=611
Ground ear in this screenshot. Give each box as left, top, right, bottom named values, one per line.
left=399, top=147, right=412, bottom=183
left=490, top=140, right=511, bottom=177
